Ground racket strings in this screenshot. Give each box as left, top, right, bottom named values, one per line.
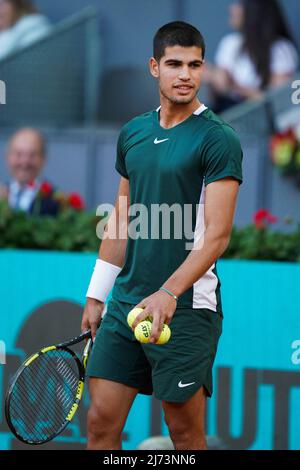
left=10, top=369, right=74, bottom=441
left=9, top=350, right=80, bottom=442
left=13, top=356, right=76, bottom=419
left=10, top=396, right=60, bottom=441
left=10, top=353, right=78, bottom=440
left=11, top=377, right=71, bottom=436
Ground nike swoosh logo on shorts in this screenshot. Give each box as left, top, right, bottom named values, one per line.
left=154, top=138, right=169, bottom=144
left=178, top=381, right=196, bottom=388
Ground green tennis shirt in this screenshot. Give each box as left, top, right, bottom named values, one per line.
left=112, top=105, right=243, bottom=312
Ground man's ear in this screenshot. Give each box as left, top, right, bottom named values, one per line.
left=149, top=57, right=159, bottom=79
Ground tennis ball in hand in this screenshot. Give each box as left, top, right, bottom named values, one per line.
left=134, top=321, right=171, bottom=345
left=127, top=307, right=152, bottom=328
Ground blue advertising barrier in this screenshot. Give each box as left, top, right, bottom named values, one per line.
left=0, top=250, right=300, bottom=450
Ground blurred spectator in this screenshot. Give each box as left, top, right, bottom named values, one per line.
left=0, top=128, right=59, bottom=216
left=0, top=0, right=51, bottom=60
left=204, top=0, right=299, bottom=112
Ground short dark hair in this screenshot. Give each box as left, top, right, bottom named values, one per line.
left=7, top=0, right=37, bottom=18
left=153, top=21, right=206, bottom=62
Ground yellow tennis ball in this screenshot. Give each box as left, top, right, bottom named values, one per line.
left=156, top=324, right=171, bottom=345
left=127, top=307, right=152, bottom=328
left=127, top=307, right=144, bottom=328
left=134, top=321, right=152, bottom=343
left=134, top=321, right=171, bottom=345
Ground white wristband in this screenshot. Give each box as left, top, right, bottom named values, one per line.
left=86, top=259, right=122, bottom=302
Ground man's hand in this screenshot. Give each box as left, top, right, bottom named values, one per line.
left=81, top=298, right=105, bottom=342
left=131, top=291, right=177, bottom=344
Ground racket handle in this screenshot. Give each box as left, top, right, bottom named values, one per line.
left=58, top=330, right=92, bottom=348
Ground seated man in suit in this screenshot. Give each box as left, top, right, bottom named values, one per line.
left=0, top=127, right=59, bottom=216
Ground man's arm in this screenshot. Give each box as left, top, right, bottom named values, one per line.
left=82, top=177, right=129, bottom=339
left=162, top=177, right=239, bottom=297
left=132, top=177, right=239, bottom=342
left=99, top=177, right=130, bottom=267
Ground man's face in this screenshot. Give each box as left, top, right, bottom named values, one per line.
left=6, top=131, right=45, bottom=185
left=150, top=45, right=205, bottom=105
left=0, top=0, right=16, bottom=31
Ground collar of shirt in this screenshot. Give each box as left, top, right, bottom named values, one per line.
left=9, top=179, right=41, bottom=212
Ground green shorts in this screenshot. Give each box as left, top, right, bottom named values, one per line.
left=87, top=298, right=223, bottom=403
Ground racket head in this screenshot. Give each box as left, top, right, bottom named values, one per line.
left=5, top=345, right=86, bottom=445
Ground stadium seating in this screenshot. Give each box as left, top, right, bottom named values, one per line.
left=0, top=6, right=101, bottom=127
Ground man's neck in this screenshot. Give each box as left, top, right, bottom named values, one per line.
left=158, top=98, right=202, bottom=129
left=11, top=179, right=39, bottom=189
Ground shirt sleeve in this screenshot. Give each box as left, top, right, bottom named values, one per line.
left=20, top=16, right=51, bottom=48
left=0, top=30, right=18, bottom=60
left=115, top=129, right=129, bottom=179
left=271, top=39, right=299, bottom=75
left=0, top=16, right=51, bottom=60
left=215, top=33, right=240, bottom=71
left=201, top=124, right=243, bottom=186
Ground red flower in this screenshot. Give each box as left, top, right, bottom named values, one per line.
left=253, top=209, right=278, bottom=229
left=40, top=181, right=53, bottom=197
left=69, top=193, right=85, bottom=210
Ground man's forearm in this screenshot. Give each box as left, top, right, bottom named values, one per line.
left=86, top=177, right=130, bottom=305
left=162, top=229, right=230, bottom=298
left=99, top=235, right=128, bottom=268
left=86, top=226, right=128, bottom=304
left=98, top=207, right=128, bottom=267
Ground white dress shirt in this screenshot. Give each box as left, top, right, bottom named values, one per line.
left=215, top=32, right=299, bottom=91
left=9, top=180, right=41, bottom=212
left=0, top=14, right=51, bottom=61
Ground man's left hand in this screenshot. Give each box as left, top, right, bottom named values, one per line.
left=131, top=290, right=177, bottom=344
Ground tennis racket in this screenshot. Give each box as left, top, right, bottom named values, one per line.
left=5, top=330, right=93, bottom=445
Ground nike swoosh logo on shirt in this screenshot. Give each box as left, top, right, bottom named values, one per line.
left=178, top=381, right=196, bottom=388
left=154, top=138, right=170, bottom=144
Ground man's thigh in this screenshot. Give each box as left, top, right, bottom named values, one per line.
left=162, top=386, right=207, bottom=431
left=89, top=377, right=139, bottom=428
left=142, top=307, right=222, bottom=403
left=87, top=298, right=153, bottom=395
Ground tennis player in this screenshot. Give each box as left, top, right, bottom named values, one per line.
left=82, top=21, right=243, bottom=450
